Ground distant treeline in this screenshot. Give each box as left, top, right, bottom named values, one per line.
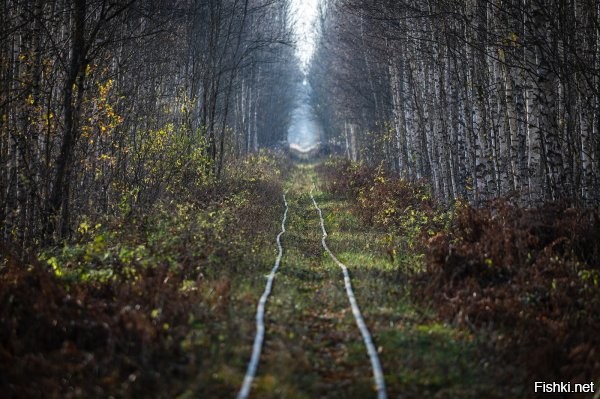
left=313, top=0, right=600, bottom=206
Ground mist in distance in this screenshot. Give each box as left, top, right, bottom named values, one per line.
left=287, top=81, right=322, bottom=152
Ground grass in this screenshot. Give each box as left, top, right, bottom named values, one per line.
left=1, top=158, right=524, bottom=398
left=231, top=162, right=507, bottom=398
left=245, top=165, right=376, bottom=398
left=0, top=152, right=292, bottom=398
left=307, top=163, right=508, bottom=398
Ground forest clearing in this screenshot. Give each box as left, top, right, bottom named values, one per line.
left=2, top=0, right=600, bottom=397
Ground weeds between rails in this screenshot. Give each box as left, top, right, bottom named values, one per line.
left=310, top=188, right=387, bottom=399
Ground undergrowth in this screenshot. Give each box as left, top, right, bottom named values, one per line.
left=0, top=150, right=291, bottom=398
left=318, top=156, right=600, bottom=397
left=421, top=202, right=600, bottom=392
left=318, top=157, right=451, bottom=275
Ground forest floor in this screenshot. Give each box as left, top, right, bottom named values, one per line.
left=2, top=154, right=599, bottom=398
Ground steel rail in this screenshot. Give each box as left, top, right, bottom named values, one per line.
left=237, top=193, right=288, bottom=399
left=310, top=188, right=387, bottom=399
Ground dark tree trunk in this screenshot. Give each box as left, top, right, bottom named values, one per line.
left=46, top=0, right=87, bottom=239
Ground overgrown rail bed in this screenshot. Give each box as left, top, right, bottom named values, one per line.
left=1, top=156, right=598, bottom=398
left=241, top=163, right=502, bottom=398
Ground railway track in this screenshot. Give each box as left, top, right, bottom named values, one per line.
left=237, top=188, right=386, bottom=398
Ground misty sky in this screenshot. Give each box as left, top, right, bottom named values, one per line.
left=287, top=82, right=322, bottom=151
left=288, top=0, right=322, bottom=151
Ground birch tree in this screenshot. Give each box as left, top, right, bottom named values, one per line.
left=312, top=0, right=600, bottom=205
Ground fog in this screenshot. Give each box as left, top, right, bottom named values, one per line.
left=287, top=81, right=322, bottom=152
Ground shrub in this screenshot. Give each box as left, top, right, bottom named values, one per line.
left=421, top=201, right=600, bottom=385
